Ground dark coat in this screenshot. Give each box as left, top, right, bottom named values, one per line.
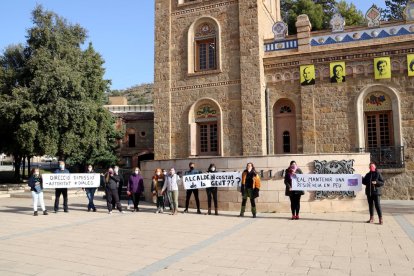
left=284, top=168, right=304, bottom=196
left=362, top=170, right=384, bottom=196
left=106, top=174, right=120, bottom=190
left=28, top=175, right=43, bottom=192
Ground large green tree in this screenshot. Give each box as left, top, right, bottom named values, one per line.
left=383, top=0, right=408, bottom=20
left=0, top=45, right=36, bottom=180
left=281, top=0, right=364, bottom=34
left=0, top=6, right=120, bottom=180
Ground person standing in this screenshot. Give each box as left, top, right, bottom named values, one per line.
left=54, top=161, right=70, bottom=213
left=28, top=168, right=48, bottom=216
left=162, top=168, right=180, bottom=215
left=84, top=164, right=97, bottom=212
left=127, top=167, right=144, bottom=212
left=151, top=168, right=165, bottom=213
left=284, top=161, right=304, bottom=220
left=206, top=163, right=219, bottom=215
left=105, top=167, right=124, bottom=214
left=183, top=162, right=202, bottom=214
left=239, top=162, right=261, bottom=218
left=113, top=166, right=124, bottom=208
left=362, top=162, right=385, bottom=225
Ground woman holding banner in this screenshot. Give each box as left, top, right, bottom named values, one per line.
left=28, top=168, right=48, bottom=216
left=84, top=164, right=97, bottom=212
left=362, top=162, right=384, bottom=225
left=284, top=161, right=304, bottom=220
left=239, top=162, right=261, bottom=218
left=162, top=168, right=180, bottom=215
left=206, top=163, right=219, bottom=215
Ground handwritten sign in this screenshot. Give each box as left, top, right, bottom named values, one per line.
left=42, top=174, right=100, bottom=189
left=183, top=172, right=242, bottom=190
left=292, top=174, right=362, bottom=192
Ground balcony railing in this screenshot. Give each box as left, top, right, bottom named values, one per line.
left=357, top=146, right=405, bottom=169
left=104, top=104, right=154, bottom=113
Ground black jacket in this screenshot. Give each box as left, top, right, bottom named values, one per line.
left=362, top=170, right=384, bottom=196
left=106, top=174, right=121, bottom=190
left=284, top=168, right=304, bottom=196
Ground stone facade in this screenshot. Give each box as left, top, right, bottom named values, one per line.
left=153, top=1, right=414, bottom=200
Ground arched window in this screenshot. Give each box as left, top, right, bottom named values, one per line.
left=273, top=99, right=297, bottom=154
left=188, top=17, right=221, bottom=74
left=195, top=23, right=216, bottom=71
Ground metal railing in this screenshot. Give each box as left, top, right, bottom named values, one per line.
left=357, top=146, right=405, bottom=169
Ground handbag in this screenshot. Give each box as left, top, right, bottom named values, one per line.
left=34, top=185, right=42, bottom=193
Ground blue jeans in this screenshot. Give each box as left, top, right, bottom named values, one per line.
left=85, top=188, right=96, bottom=210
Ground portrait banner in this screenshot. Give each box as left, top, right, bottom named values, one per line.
left=292, top=174, right=362, bottom=192
left=330, top=61, right=346, bottom=83
left=300, top=65, right=315, bottom=85
left=183, top=172, right=242, bottom=190
left=42, top=173, right=101, bottom=189
left=374, top=57, right=391, bottom=79
left=407, top=54, right=414, bottom=77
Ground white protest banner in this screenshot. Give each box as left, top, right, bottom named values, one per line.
left=42, top=174, right=101, bottom=189
left=292, top=174, right=362, bottom=192
left=183, top=172, right=242, bottom=190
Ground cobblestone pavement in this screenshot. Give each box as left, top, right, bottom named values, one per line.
left=0, top=195, right=413, bottom=276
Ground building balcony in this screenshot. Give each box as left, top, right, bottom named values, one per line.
left=357, top=146, right=405, bottom=169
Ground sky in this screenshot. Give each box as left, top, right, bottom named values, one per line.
left=0, top=1, right=385, bottom=90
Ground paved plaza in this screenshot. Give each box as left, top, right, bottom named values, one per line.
left=0, top=195, right=413, bottom=276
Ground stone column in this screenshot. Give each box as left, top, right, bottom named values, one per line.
left=154, top=0, right=172, bottom=160
left=238, top=0, right=268, bottom=156
left=296, top=14, right=316, bottom=153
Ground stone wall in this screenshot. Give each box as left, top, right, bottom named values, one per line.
left=140, top=153, right=370, bottom=213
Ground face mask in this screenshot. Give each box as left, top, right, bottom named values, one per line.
left=114, top=168, right=119, bottom=174
left=211, top=167, right=216, bottom=172
left=59, top=165, right=65, bottom=170
left=156, top=172, right=161, bottom=176
left=135, top=170, right=139, bottom=174
left=190, top=166, right=194, bottom=170
left=88, top=167, right=92, bottom=172
left=34, top=171, right=39, bottom=176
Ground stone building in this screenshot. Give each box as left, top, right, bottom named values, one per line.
left=105, top=97, right=154, bottom=168
left=151, top=0, right=414, bottom=209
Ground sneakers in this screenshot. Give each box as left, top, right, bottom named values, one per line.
left=34, top=211, right=38, bottom=216
left=120, top=211, right=125, bottom=214
left=253, top=214, right=256, bottom=218
left=183, top=209, right=188, bottom=214
left=93, top=208, right=97, bottom=212
left=43, top=210, right=48, bottom=215
left=197, top=209, right=202, bottom=214
left=108, top=211, right=112, bottom=214
left=155, top=209, right=160, bottom=214
left=64, top=209, right=69, bottom=213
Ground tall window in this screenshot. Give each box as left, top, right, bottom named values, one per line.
left=128, top=134, right=136, bottom=148
left=199, top=123, right=218, bottom=155
left=196, top=39, right=216, bottom=70
left=283, top=131, right=291, bottom=153
left=365, top=111, right=393, bottom=148
left=195, top=23, right=217, bottom=72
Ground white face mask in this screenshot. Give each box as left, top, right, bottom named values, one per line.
left=135, top=170, right=139, bottom=174
left=114, top=168, right=119, bottom=174
left=59, top=164, right=65, bottom=170
left=88, top=167, right=92, bottom=172
left=211, top=167, right=216, bottom=171
left=156, top=172, right=161, bottom=176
